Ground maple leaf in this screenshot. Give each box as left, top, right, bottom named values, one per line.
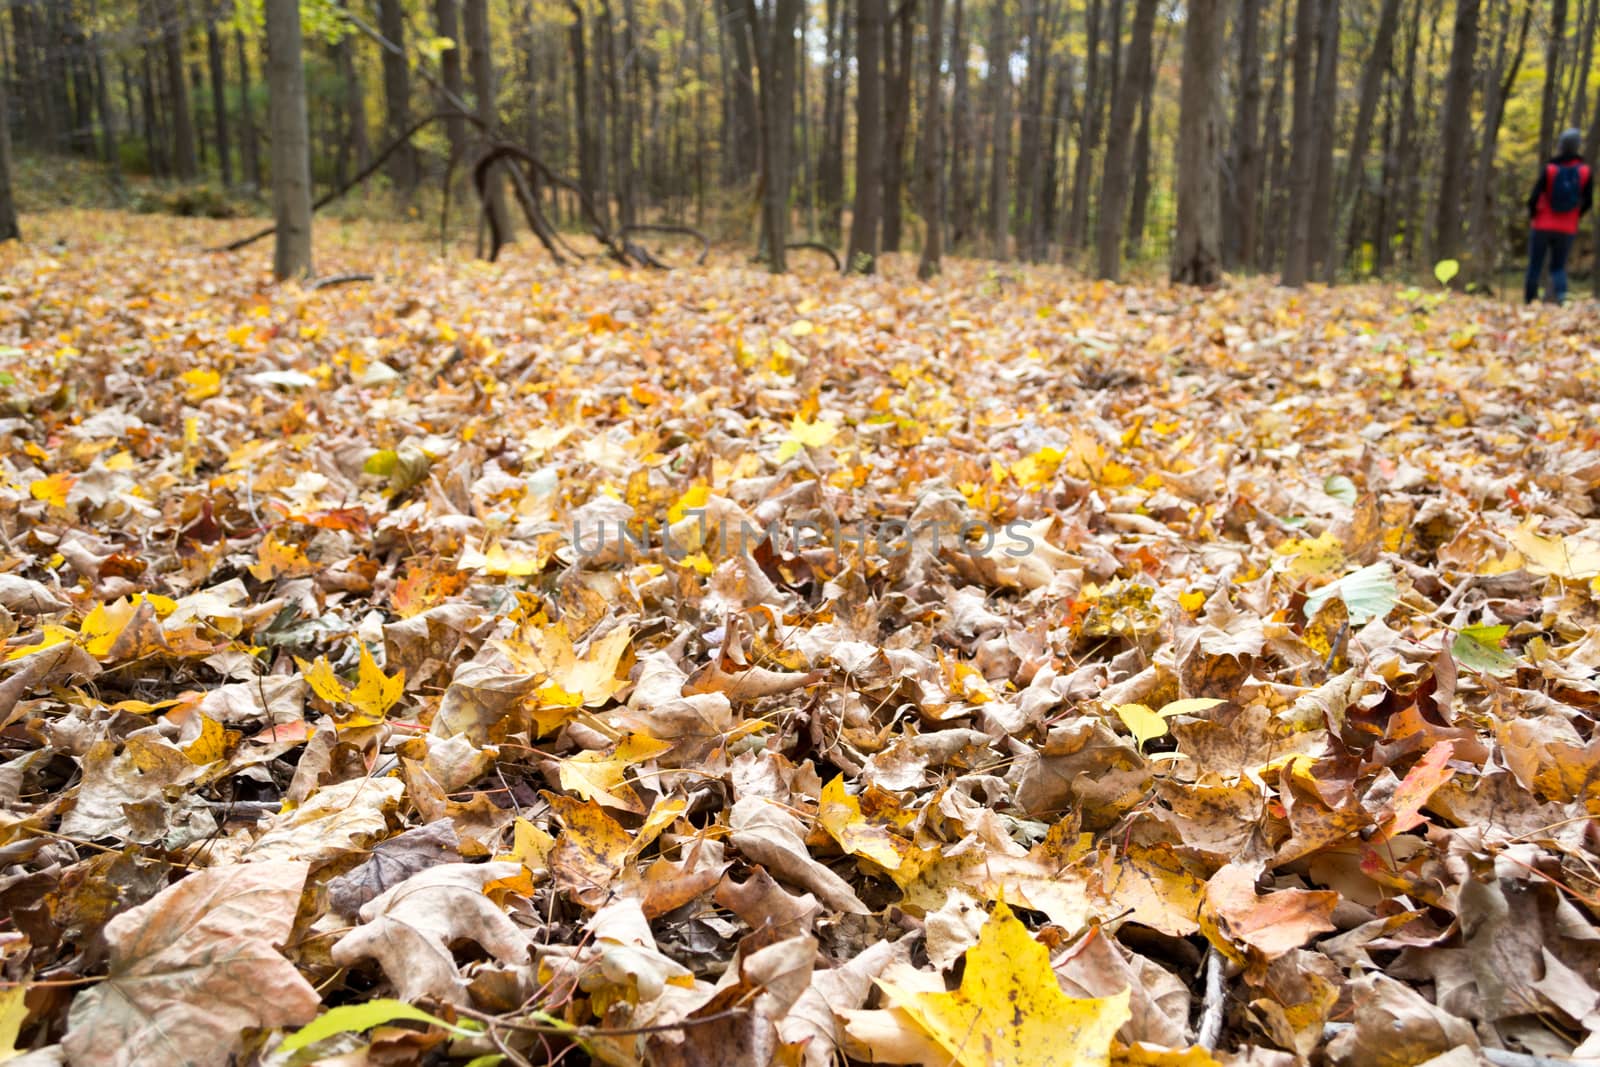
left=880, top=900, right=1131, bottom=1067
left=776, top=414, right=839, bottom=461
left=61, top=861, right=320, bottom=1067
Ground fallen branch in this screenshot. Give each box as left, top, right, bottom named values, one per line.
left=621, top=223, right=712, bottom=267
left=308, top=273, right=374, bottom=291
left=786, top=241, right=841, bottom=270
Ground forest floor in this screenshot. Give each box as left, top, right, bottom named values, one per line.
left=3, top=210, right=1600, bottom=1066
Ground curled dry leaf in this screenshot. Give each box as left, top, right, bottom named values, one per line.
left=61, top=860, right=319, bottom=1067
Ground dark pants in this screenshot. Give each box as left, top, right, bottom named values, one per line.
left=1525, top=229, right=1575, bottom=304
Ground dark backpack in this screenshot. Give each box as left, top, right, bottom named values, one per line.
left=1550, top=162, right=1584, bottom=213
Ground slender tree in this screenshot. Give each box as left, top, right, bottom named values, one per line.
left=1282, top=0, right=1320, bottom=284
left=1229, top=0, right=1264, bottom=269
left=237, top=26, right=262, bottom=190
left=1433, top=0, right=1481, bottom=265
left=1096, top=0, right=1158, bottom=280
left=986, top=0, right=1011, bottom=258
left=1540, top=0, right=1569, bottom=161
left=265, top=0, right=313, bottom=278
left=847, top=0, right=887, bottom=272
left=1171, top=0, right=1225, bottom=283
left=205, top=4, right=231, bottom=187
left=918, top=0, right=945, bottom=279
left=378, top=0, right=417, bottom=195
left=0, top=77, right=19, bottom=243
left=436, top=0, right=469, bottom=168
left=160, top=0, right=198, bottom=178
left=465, top=0, right=513, bottom=241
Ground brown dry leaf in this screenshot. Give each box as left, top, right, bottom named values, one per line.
left=330, top=861, right=532, bottom=1003
left=61, top=860, right=319, bottom=1067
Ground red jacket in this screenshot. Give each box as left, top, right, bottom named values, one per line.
left=1529, top=156, right=1593, bottom=234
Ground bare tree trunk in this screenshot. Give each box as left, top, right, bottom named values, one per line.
left=1540, top=0, right=1568, bottom=162
left=1229, top=0, right=1264, bottom=269
left=882, top=1, right=915, bottom=252
left=755, top=0, right=800, bottom=270
left=847, top=0, right=887, bottom=272
left=236, top=26, right=261, bottom=190
left=435, top=0, right=468, bottom=167
left=721, top=0, right=760, bottom=185
left=1258, top=0, right=1290, bottom=271
left=1309, top=0, right=1339, bottom=280
left=378, top=0, right=417, bottom=195
left=1334, top=0, right=1401, bottom=266
left=986, top=1, right=1011, bottom=259
left=1171, top=0, right=1224, bottom=284
left=1127, top=17, right=1169, bottom=260
left=1433, top=0, right=1480, bottom=265
left=1066, top=0, right=1103, bottom=253
left=918, top=0, right=945, bottom=278
left=0, top=77, right=19, bottom=243
left=336, top=3, right=371, bottom=176
left=1095, top=0, right=1157, bottom=280
left=465, top=0, right=514, bottom=242
left=1018, top=0, right=1051, bottom=260
left=160, top=0, right=198, bottom=178
left=205, top=6, right=230, bottom=186
left=1572, top=0, right=1598, bottom=129
left=949, top=0, right=974, bottom=247
left=1282, top=0, right=1318, bottom=284
left=819, top=0, right=849, bottom=239
left=265, top=0, right=313, bottom=278
left=567, top=1, right=603, bottom=224
left=1469, top=0, right=1530, bottom=288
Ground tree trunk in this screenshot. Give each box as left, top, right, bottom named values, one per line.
left=1540, top=0, right=1569, bottom=162
left=1095, top=0, right=1157, bottom=280
left=1433, top=0, right=1480, bottom=265
left=918, top=0, right=945, bottom=278
left=1229, top=0, right=1264, bottom=269
left=265, top=0, right=313, bottom=279
left=1334, top=0, right=1401, bottom=266
left=986, top=1, right=1011, bottom=259
left=847, top=0, right=887, bottom=272
left=949, top=0, right=974, bottom=247
left=161, top=0, right=198, bottom=178
left=206, top=6, right=231, bottom=186
left=1309, top=0, right=1339, bottom=280
left=1281, top=0, right=1319, bottom=284
left=820, top=0, right=850, bottom=240
left=378, top=0, right=417, bottom=195
left=882, top=1, right=915, bottom=252
left=0, top=77, right=19, bottom=243
left=1019, top=0, right=1051, bottom=260
left=9, top=3, right=43, bottom=147
left=1066, top=0, right=1103, bottom=252
left=721, top=0, right=760, bottom=185
left=1258, top=0, right=1290, bottom=270
left=1127, top=18, right=1169, bottom=259
left=336, top=3, right=371, bottom=177
left=435, top=0, right=468, bottom=166
left=568, top=1, right=603, bottom=225
left=1469, top=0, right=1530, bottom=288
left=236, top=27, right=261, bottom=190
left=755, top=0, right=800, bottom=270
left=1572, top=0, right=1598, bottom=129
left=1171, top=0, right=1224, bottom=284
left=465, top=0, right=514, bottom=242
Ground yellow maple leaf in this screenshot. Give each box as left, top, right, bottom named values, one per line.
left=295, top=655, right=351, bottom=706
left=558, top=734, right=672, bottom=813
left=820, top=775, right=914, bottom=875
left=347, top=643, right=405, bottom=721
left=180, top=368, right=221, bottom=402
left=1504, top=516, right=1600, bottom=580
left=29, top=472, right=76, bottom=509
left=776, top=414, right=839, bottom=462
left=1273, top=529, right=1346, bottom=580
left=880, top=900, right=1131, bottom=1067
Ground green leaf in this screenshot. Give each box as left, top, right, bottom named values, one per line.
left=1323, top=474, right=1357, bottom=506
left=278, top=998, right=472, bottom=1055
left=1433, top=259, right=1460, bottom=287
left=1453, top=624, right=1518, bottom=676
left=1304, top=562, right=1398, bottom=625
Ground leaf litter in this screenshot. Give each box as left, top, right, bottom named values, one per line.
left=2, top=214, right=1600, bottom=1064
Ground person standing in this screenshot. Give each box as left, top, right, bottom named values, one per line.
left=1525, top=128, right=1593, bottom=304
